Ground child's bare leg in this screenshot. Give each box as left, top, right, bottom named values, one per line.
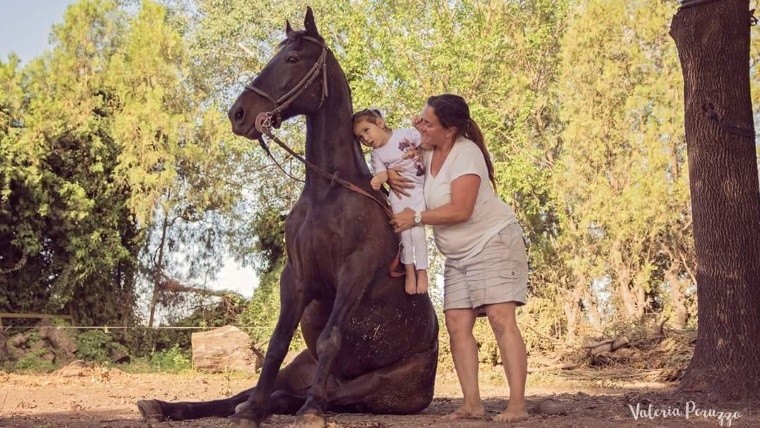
left=416, top=269, right=428, bottom=294
left=404, top=264, right=417, bottom=295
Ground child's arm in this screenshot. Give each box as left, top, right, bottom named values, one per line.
left=371, top=171, right=388, bottom=190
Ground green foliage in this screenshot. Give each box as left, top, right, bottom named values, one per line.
left=14, top=348, right=57, bottom=372
left=239, top=260, right=305, bottom=351
left=3, top=0, right=752, bottom=361
left=0, top=0, right=139, bottom=325
left=148, top=344, right=192, bottom=372
left=555, top=0, right=691, bottom=334
left=75, top=329, right=129, bottom=363
left=1, top=0, right=247, bottom=328
left=76, top=330, right=112, bottom=362
left=5, top=330, right=57, bottom=372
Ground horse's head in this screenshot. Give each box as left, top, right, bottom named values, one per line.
left=229, top=7, right=329, bottom=140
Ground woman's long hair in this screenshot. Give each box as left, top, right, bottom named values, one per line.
left=427, top=94, right=496, bottom=190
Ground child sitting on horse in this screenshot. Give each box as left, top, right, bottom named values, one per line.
left=353, top=108, right=429, bottom=295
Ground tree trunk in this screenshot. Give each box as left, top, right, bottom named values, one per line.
left=664, top=267, right=689, bottom=329
left=670, top=0, right=760, bottom=400
left=580, top=286, right=603, bottom=332
left=147, top=209, right=171, bottom=328
left=563, top=288, right=580, bottom=344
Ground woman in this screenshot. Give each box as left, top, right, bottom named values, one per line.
left=389, top=94, right=529, bottom=422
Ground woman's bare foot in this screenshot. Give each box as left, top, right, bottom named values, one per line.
left=492, top=406, right=529, bottom=422
left=404, top=264, right=416, bottom=295
left=443, top=405, right=486, bottom=420
left=416, top=270, right=428, bottom=294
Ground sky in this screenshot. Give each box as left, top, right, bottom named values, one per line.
left=0, top=1, right=72, bottom=63
left=0, top=0, right=258, bottom=297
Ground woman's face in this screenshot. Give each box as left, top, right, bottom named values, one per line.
left=417, top=105, right=453, bottom=147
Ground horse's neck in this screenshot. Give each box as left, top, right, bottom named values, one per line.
left=303, top=87, right=368, bottom=189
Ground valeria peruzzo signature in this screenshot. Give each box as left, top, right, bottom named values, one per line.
left=628, top=401, right=742, bottom=426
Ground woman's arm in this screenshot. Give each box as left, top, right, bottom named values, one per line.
left=391, top=174, right=480, bottom=231
left=420, top=174, right=479, bottom=224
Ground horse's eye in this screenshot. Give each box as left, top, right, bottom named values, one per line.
left=287, top=56, right=298, bottom=63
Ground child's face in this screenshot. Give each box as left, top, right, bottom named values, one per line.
left=353, top=118, right=389, bottom=149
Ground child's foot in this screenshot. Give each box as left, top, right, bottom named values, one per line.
left=404, top=265, right=416, bottom=295
left=443, top=405, right=486, bottom=420
left=416, top=270, right=428, bottom=294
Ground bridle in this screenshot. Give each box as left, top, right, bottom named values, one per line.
left=241, top=34, right=404, bottom=277
left=245, top=35, right=329, bottom=130
left=244, top=34, right=392, bottom=217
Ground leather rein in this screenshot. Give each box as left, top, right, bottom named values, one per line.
left=244, top=35, right=403, bottom=277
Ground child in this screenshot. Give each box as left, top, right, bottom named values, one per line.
left=353, top=108, right=428, bottom=295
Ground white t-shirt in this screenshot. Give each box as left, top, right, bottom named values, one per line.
left=370, top=128, right=425, bottom=212
left=423, top=137, right=517, bottom=260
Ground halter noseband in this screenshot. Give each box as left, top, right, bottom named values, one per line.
left=245, top=35, right=329, bottom=132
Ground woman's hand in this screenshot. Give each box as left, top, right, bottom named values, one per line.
left=412, top=115, right=423, bottom=132
left=386, top=168, right=413, bottom=198
left=390, top=208, right=416, bottom=233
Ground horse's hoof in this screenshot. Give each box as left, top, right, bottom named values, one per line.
left=290, top=413, right=326, bottom=428
left=229, top=403, right=260, bottom=428
left=136, top=399, right=166, bottom=422
left=235, top=401, right=250, bottom=414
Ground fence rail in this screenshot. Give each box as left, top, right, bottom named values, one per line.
left=0, top=312, right=73, bottom=327
left=0, top=313, right=273, bottom=330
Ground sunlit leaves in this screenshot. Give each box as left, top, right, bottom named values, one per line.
left=0, top=0, right=244, bottom=326
left=557, top=0, right=691, bottom=326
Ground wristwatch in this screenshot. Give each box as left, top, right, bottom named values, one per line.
left=414, top=211, right=422, bottom=225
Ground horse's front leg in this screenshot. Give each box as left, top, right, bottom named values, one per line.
left=231, top=265, right=309, bottom=428
left=293, top=266, right=371, bottom=427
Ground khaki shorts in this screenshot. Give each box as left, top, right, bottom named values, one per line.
left=443, top=223, right=528, bottom=314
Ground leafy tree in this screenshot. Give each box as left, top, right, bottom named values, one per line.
left=102, top=0, right=246, bottom=326
left=1, top=0, right=247, bottom=330
left=0, top=54, right=33, bottom=304
left=0, top=1, right=138, bottom=325
left=556, top=0, right=692, bottom=337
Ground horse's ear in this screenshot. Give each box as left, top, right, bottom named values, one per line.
left=304, top=6, right=319, bottom=35
left=286, top=19, right=294, bottom=37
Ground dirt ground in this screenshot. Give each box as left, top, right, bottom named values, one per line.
left=1, top=366, right=757, bottom=428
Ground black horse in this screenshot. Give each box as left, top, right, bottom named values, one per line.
left=137, top=7, right=438, bottom=428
